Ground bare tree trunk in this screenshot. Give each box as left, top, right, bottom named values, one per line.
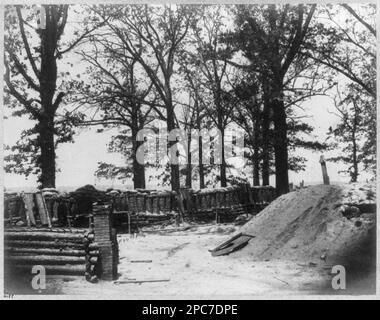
left=273, top=84, right=289, bottom=195
left=351, top=129, right=358, bottom=182
left=261, top=100, right=270, bottom=186
left=253, top=149, right=260, bottom=186
left=185, top=131, right=192, bottom=188
left=38, top=14, right=59, bottom=188
left=196, top=111, right=205, bottom=189
left=198, top=133, right=205, bottom=189
left=253, top=116, right=260, bottom=186
left=167, top=100, right=180, bottom=191
left=220, top=127, right=227, bottom=187
left=131, top=127, right=146, bottom=189
left=38, top=116, right=56, bottom=188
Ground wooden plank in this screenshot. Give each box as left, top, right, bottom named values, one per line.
left=35, top=193, right=48, bottom=225
left=114, top=278, right=170, bottom=284
left=4, top=198, right=11, bottom=221
left=210, top=232, right=242, bottom=252
left=210, top=235, right=253, bottom=256
left=35, top=192, right=51, bottom=227
left=52, top=201, right=59, bottom=220
left=21, top=193, right=36, bottom=227
left=16, top=198, right=25, bottom=219
left=209, top=233, right=255, bottom=256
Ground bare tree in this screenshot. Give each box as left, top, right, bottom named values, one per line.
left=228, top=4, right=317, bottom=195
left=177, top=57, right=210, bottom=189
left=327, top=85, right=367, bottom=182
left=304, top=4, right=375, bottom=98
left=92, top=4, right=196, bottom=191
left=4, top=5, right=101, bottom=187
left=190, top=6, right=235, bottom=187
left=72, top=32, right=160, bottom=188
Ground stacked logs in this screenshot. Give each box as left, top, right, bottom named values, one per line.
left=4, top=227, right=100, bottom=280
left=83, top=230, right=100, bottom=281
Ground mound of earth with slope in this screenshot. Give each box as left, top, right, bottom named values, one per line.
left=232, top=183, right=376, bottom=274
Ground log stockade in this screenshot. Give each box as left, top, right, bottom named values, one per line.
left=4, top=227, right=101, bottom=280
left=4, top=184, right=276, bottom=230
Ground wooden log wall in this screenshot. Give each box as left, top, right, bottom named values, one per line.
left=111, top=190, right=177, bottom=214
left=4, top=227, right=100, bottom=281
left=109, top=185, right=268, bottom=215
left=4, top=185, right=277, bottom=229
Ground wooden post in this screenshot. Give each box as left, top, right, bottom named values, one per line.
left=21, top=193, right=36, bottom=227
left=319, top=155, right=330, bottom=185
left=247, top=184, right=254, bottom=204
left=175, top=191, right=185, bottom=223
left=4, top=197, right=11, bottom=225
left=35, top=192, right=51, bottom=227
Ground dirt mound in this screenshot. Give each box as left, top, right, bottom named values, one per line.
left=231, top=184, right=376, bottom=269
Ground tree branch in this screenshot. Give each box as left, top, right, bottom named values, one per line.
left=57, top=20, right=106, bottom=57
left=4, top=62, right=41, bottom=119
left=341, top=4, right=376, bottom=37
left=7, top=51, right=40, bottom=92
left=53, top=92, right=65, bottom=112
left=16, top=6, right=40, bottom=78
left=281, top=4, right=316, bottom=77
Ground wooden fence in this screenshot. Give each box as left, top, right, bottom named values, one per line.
left=4, top=185, right=276, bottom=228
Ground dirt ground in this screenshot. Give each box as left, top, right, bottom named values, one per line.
left=19, top=223, right=365, bottom=298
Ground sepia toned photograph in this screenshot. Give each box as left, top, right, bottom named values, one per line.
left=1, top=1, right=377, bottom=299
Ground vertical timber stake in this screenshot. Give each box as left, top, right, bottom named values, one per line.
left=319, top=155, right=330, bottom=185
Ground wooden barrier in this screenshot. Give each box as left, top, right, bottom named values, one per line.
left=4, top=202, right=119, bottom=282
left=4, top=184, right=276, bottom=230
left=4, top=227, right=100, bottom=280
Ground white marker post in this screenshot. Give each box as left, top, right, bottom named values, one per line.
left=319, top=155, right=330, bottom=185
